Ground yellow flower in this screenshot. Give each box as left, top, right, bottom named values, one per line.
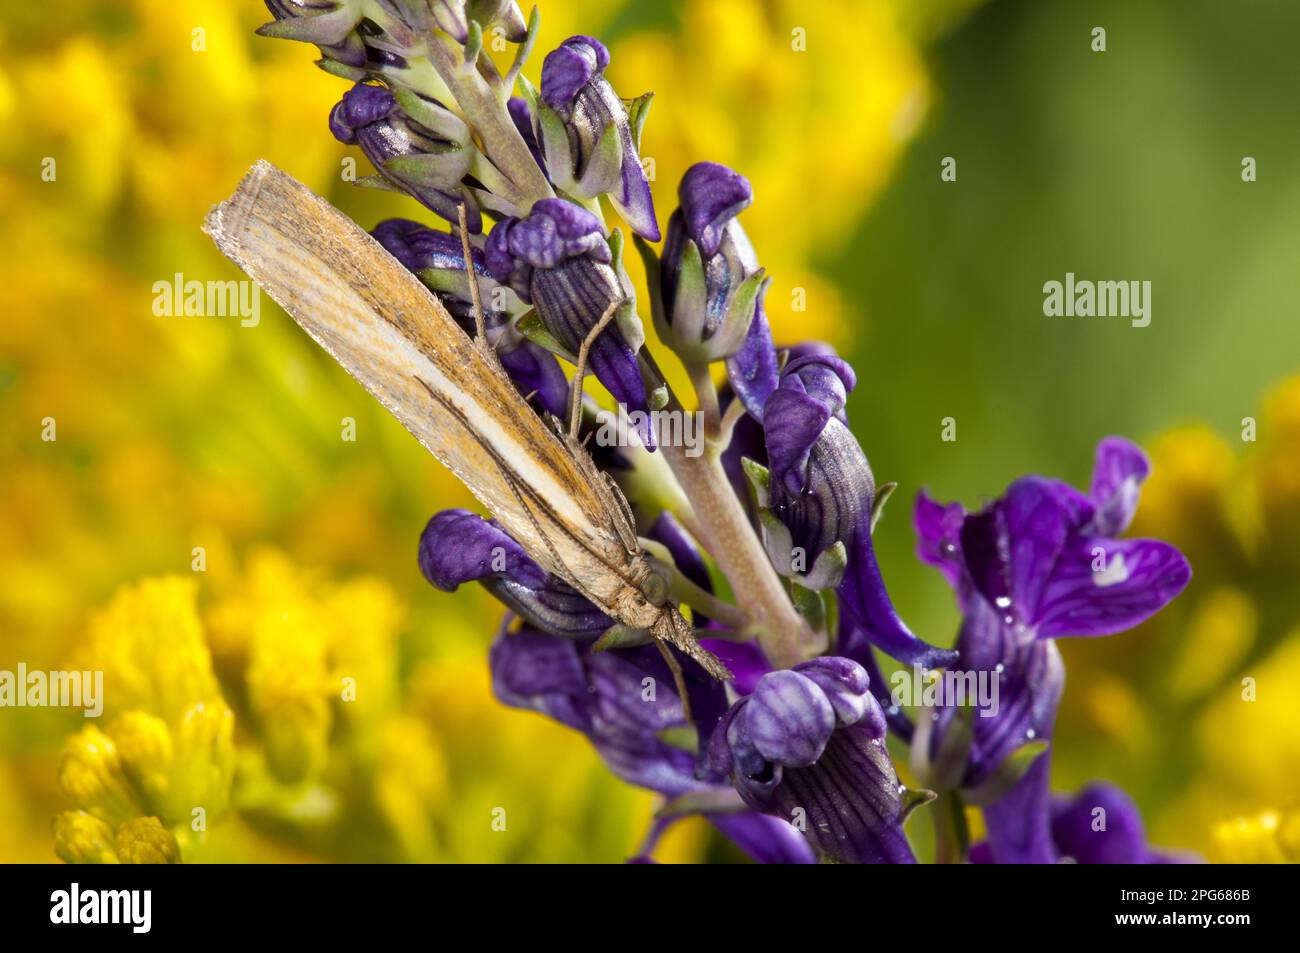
left=1212, top=808, right=1300, bottom=864
left=115, top=816, right=182, bottom=865
left=53, top=811, right=121, bottom=865
left=58, top=727, right=144, bottom=827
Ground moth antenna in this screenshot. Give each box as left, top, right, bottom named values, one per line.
left=567, top=299, right=621, bottom=442
left=522, top=389, right=539, bottom=404
left=457, top=203, right=489, bottom=347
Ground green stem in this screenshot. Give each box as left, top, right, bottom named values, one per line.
left=932, top=790, right=969, bottom=864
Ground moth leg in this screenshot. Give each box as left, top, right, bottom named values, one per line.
left=653, top=638, right=695, bottom=729
left=457, top=203, right=498, bottom=364
left=567, top=299, right=621, bottom=442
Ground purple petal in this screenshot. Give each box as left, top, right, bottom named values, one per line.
left=497, top=339, right=571, bottom=419
left=1050, top=782, right=1149, bottom=864
left=762, top=722, right=918, bottom=864
left=782, top=353, right=856, bottom=421
left=678, top=161, right=753, bottom=258
left=328, top=82, right=394, bottom=142
left=914, top=489, right=967, bottom=590
left=1034, top=536, right=1191, bottom=638
left=418, top=509, right=542, bottom=591
left=982, top=751, right=1057, bottom=863
left=540, top=35, right=609, bottom=109
left=743, top=670, right=836, bottom=767
left=725, top=302, right=780, bottom=420
left=507, top=95, right=546, bottom=172
left=963, top=478, right=1094, bottom=626
left=1087, top=436, right=1151, bottom=536
left=792, top=657, right=874, bottom=728
left=489, top=626, right=592, bottom=732
left=839, top=530, right=960, bottom=669
left=709, top=812, right=817, bottom=864
left=763, top=387, right=831, bottom=496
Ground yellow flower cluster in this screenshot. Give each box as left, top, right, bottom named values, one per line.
left=55, top=577, right=232, bottom=863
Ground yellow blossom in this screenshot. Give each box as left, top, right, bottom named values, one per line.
left=53, top=810, right=121, bottom=865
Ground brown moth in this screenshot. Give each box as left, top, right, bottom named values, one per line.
left=204, top=160, right=729, bottom=680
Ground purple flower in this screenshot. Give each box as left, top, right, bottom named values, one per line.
left=536, top=36, right=659, bottom=240
left=709, top=657, right=923, bottom=864
left=914, top=438, right=1191, bottom=862
left=647, top=162, right=770, bottom=364
left=491, top=622, right=813, bottom=863
left=971, top=782, right=1200, bottom=864
left=371, top=218, right=569, bottom=416
left=485, top=199, right=651, bottom=435
left=749, top=349, right=958, bottom=669
left=419, top=509, right=612, bottom=638
left=330, top=82, right=479, bottom=232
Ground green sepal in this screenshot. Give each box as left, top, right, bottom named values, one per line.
left=575, top=120, right=623, bottom=198
left=741, top=457, right=771, bottom=508
left=514, top=310, right=576, bottom=362
left=316, top=57, right=367, bottom=82
left=354, top=174, right=405, bottom=194
left=626, top=92, right=654, bottom=153
left=871, top=481, right=897, bottom=534
left=393, top=87, right=471, bottom=143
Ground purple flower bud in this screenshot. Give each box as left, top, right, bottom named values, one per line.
left=538, top=36, right=659, bottom=240
left=430, top=0, right=529, bottom=45
left=757, top=350, right=957, bottom=669
left=371, top=218, right=568, bottom=416
left=709, top=658, right=919, bottom=864
left=260, top=1, right=368, bottom=68
left=654, top=163, right=770, bottom=363
left=330, top=82, right=480, bottom=232
left=486, top=200, right=651, bottom=432
left=419, top=509, right=612, bottom=638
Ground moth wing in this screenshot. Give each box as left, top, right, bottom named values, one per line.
left=203, top=160, right=632, bottom=603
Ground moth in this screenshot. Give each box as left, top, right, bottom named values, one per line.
left=204, top=160, right=729, bottom=680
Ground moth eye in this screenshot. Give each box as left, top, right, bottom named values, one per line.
left=641, top=570, right=670, bottom=607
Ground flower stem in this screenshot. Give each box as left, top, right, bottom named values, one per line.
left=932, top=790, right=969, bottom=864
left=659, top=442, right=812, bottom=668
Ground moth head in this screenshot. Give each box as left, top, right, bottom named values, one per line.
left=639, top=567, right=671, bottom=607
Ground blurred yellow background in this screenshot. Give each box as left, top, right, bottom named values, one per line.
left=1, top=0, right=1296, bottom=863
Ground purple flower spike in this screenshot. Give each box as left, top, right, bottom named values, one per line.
left=330, top=82, right=479, bottom=232
left=710, top=658, right=919, bottom=864
left=371, top=218, right=568, bottom=417
left=486, top=201, right=651, bottom=438
left=419, top=510, right=612, bottom=638
left=538, top=36, right=659, bottom=240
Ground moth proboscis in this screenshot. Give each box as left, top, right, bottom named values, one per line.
left=203, top=159, right=730, bottom=682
